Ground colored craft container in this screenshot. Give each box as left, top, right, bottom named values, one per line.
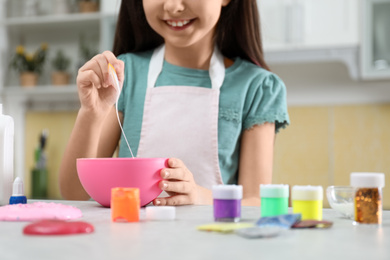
left=111, top=187, right=140, bottom=222
left=212, top=185, right=243, bottom=222
left=350, top=172, right=385, bottom=226
left=260, top=184, right=289, bottom=217
left=292, top=185, right=323, bottom=220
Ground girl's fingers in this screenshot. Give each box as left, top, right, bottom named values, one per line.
left=102, top=50, right=117, bottom=63
left=78, top=51, right=122, bottom=89
left=159, top=180, right=191, bottom=193
left=160, top=168, right=191, bottom=182
left=115, top=59, right=125, bottom=86
left=155, top=158, right=198, bottom=206
left=79, top=70, right=102, bottom=89
left=91, top=54, right=111, bottom=87
left=160, top=158, right=192, bottom=181
left=102, top=51, right=125, bottom=85
left=78, top=56, right=105, bottom=87
left=154, top=195, right=190, bottom=206
left=168, top=158, right=184, bottom=168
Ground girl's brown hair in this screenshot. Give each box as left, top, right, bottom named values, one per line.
left=113, top=0, right=269, bottom=71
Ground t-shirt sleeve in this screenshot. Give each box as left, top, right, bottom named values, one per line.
left=243, top=73, right=290, bottom=133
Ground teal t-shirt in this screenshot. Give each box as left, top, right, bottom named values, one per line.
left=117, top=50, right=289, bottom=185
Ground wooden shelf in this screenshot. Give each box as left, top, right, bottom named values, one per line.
left=2, top=85, right=79, bottom=111
left=1, top=13, right=106, bottom=33
left=3, top=84, right=78, bottom=95
left=2, top=12, right=102, bottom=26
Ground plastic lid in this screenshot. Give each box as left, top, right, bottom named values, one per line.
left=12, top=177, right=25, bottom=196
left=111, top=187, right=140, bottom=208
left=291, top=185, right=323, bottom=201
left=350, top=172, right=385, bottom=188
left=212, top=185, right=243, bottom=200
left=145, top=206, right=176, bottom=221
left=260, top=184, right=289, bottom=198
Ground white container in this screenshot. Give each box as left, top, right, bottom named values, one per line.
left=0, top=104, right=14, bottom=205
left=145, top=206, right=176, bottom=221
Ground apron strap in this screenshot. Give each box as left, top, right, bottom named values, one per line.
left=147, top=45, right=165, bottom=90
left=147, top=44, right=225, bottom=90
left=209, top=45, right=225, bottom=90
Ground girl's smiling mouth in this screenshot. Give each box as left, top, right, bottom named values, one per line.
left=165, top=19, right=195, bottom=30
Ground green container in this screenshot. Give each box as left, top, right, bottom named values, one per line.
left=31, top=168, right=48, bottom=199
left=260, top=184, right=289, bottom=217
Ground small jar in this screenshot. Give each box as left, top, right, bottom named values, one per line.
left=260, top=184, right=289, bottom=217
left=350, top=172, right=385, bottom=226
left=212, top=185, right=242, bottom=222
left=292, top=185, right=323, bottom=220
left=111, top=187, right=140, bottom=222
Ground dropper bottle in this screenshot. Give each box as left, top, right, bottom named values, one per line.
left=9, top=177, right=27, bottom=204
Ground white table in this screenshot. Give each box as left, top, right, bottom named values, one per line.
left=0, top=200, right=389, bottom=260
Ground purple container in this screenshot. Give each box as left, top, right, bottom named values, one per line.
left=212, top=185, right=243, bottom=222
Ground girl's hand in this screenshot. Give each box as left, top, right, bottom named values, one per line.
left=153, top=158, right=211, bottom=206
left=76, top=51, right=124, bottom=115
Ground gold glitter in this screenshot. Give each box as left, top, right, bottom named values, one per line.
left=354, top=188, right=382, bottom=224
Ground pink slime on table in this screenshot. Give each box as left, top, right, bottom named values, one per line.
left=0, top=202, right=82, bottom=221
left=23, top=220, right=94, bottom=235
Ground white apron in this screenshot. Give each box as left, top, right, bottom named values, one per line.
left=137, top=45, right=225, bottom=190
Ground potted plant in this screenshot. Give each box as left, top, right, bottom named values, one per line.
left=9, top=43, right=48, bottom=87
left=51, top=50, right=71, bottom=86
left=78, top=0, right=99, bottom=13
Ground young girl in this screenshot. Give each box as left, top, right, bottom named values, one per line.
left=59, top=0, right=289, bottom=206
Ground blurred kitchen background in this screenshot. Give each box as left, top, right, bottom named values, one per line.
left=0, top=0, right=389, bottom=208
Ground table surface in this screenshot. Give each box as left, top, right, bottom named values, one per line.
left=0, top=200, right=389, bottom=260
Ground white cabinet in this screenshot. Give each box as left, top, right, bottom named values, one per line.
left=259, top=0, right=359, bottom=50
left=259, top=0, right=390, bottom=80
left=258, top=0, right=361, bottom=79
left=361, top=0, right=390, bottom=79
left=0, top=0, right=120, bottom=180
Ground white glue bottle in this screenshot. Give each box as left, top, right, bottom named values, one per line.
left=0, top=104, right=14, bottom=205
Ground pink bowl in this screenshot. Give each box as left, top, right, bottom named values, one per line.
left=77, top=158, right=168, bottom=207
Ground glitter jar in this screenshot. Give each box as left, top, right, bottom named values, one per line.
left=292, top=185, right=323, bottom=220
left=212, top=185, right=243, bottom=222
left=111, top=187, right=140, bottom=222
left=260, top=184, right=289, bottom=217
left=350, top=172, right=385, bottom=226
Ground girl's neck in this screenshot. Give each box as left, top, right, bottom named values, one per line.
left=164, top=43, right=214, bottom=70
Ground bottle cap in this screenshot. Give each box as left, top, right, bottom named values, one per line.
left=292, top=185, right=323, bottom=201
left=145, top=206, right=176, bottom=221
left=9, top=177, right=27, bottom=205
left=212, top=185, right=243, bottom=200
left=12, top=177, right=25, bottom=196
left=260, top=184, right=289, bottom=198
left=350, top=172, right=385, bottom=188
